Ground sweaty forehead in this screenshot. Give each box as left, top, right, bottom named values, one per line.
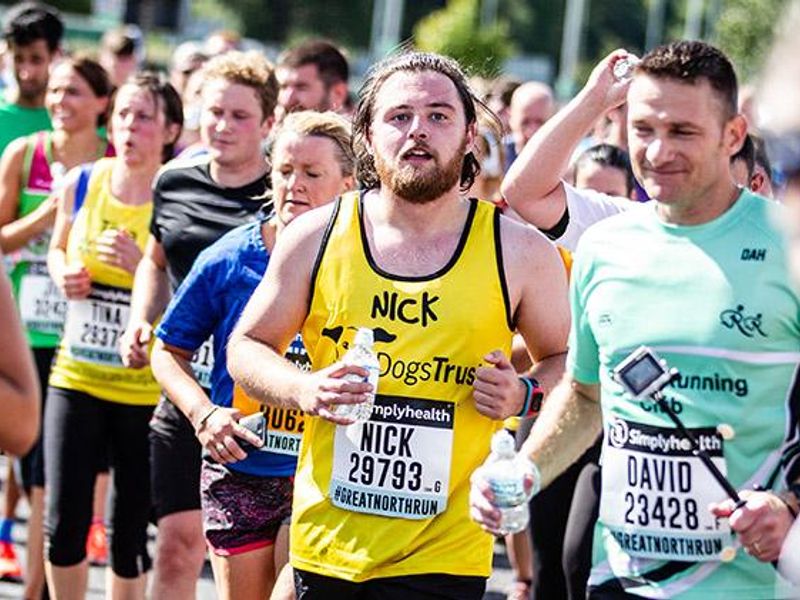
left=627, top=74, right=724, bottom=125
left=373, top=70, right=462, bottom=112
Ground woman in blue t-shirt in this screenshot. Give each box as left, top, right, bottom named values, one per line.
left=150, top=111, right=354, bottom=600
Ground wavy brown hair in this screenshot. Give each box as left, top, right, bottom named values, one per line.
left=352, top=51, right=501, bottom=193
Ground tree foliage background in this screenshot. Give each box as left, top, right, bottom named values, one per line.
left=414, top=0, right=513, bottom=77
left=0, top=0, right=790, bottom=91
left=713, top=0, right=787, bottom=82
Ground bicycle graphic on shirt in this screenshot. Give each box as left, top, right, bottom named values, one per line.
left=719, top=305, right=767, bottom=338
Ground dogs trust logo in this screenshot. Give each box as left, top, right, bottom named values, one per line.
left=321, top=325, right=398, bottom=359
left=719, top=305, right=767, bottom=338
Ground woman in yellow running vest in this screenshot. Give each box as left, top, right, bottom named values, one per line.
left=45, top=72, right=182, bottom=599
left=0, top=57, right=112, bottom=597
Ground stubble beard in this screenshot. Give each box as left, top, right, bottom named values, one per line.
left=18, top=81, right=46, bottom=104
left=374, top=139, right=466, bottom=204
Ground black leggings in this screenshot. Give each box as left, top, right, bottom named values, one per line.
left=44, top=386, right=154, bottom=577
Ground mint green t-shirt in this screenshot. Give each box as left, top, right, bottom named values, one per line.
left=568, top=190, right=800, bottom=599
left=0, top=99, right=51, bottom=155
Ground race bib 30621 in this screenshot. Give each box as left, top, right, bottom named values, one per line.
left=232, top=384, right=304, bottom=457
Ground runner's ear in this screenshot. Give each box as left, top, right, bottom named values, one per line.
left=464, top=121, right=477, bottom=157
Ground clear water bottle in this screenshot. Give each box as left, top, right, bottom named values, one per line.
left=613, top=55, right=640, bottom=81
left=334, top=327, right=380, bottom=424
left=482, top=430, right=531, bottom=534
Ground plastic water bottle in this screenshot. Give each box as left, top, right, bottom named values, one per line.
left=482, top=430, right=531, bottom=534
left=613, top=55, right=640, bottom=81
left=334, top=327, right=380, bottom=423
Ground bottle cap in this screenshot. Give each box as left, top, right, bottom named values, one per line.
left=719, top=546, right=737, bottom=562
left=353, top=327, right=374, bottom=347
left=490, top=429, right=516, bottom=456
left=717, top=423, right=735, bottom=440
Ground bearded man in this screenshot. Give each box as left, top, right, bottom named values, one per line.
left=227, top=51, right=570, bottom=599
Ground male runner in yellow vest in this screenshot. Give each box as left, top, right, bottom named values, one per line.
left=228, top=51, right=570, bottom=599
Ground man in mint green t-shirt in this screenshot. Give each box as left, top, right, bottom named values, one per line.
left=472, top=41, right=800, bottom=599
left=0, top=2, right=63, bottom=154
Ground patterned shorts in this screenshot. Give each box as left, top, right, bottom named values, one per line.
left=200, top=457, right=293, bottom=556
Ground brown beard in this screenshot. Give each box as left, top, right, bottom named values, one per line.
left=375, top=138, right=466, bottom=204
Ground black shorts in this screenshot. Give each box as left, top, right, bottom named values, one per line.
left=294, top=569, right=486, bottom=600
left=149, top=396, right=202, bottom=519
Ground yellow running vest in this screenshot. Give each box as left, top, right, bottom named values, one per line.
left=294, top=193, right=513, bottom=581
left=49, top=158, right=159, bottom=405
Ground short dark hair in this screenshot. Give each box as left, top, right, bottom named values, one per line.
left=352, top=51, right=498, bottom=192
left=2, top=1, right=63, bottom=52
left=637, top=41, right=738, bottom=121
left=110, top=71, right=183, bottom=162
left=100, top=26, right=142, bottom=58
left=731, top=133, right=755, bottom=178
left=277, top=39, right=349, bottom=88
left=575, top=143, right=634, bottom=194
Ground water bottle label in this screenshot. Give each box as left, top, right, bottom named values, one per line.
left=488, top=478, right=527, bottom=508
left=330, top=393, right=454, bottom=520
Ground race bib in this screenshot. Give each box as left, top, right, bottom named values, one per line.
left=191, top=336, right=214, bottom=389
left=18, top=261, right=66, bottom=335
left=600, top=417, right=732, bottom=562
left=232, top=384, right=304, bottom=457
left=330, top=394, right=454, bottom=520
left=63, top=284, right=130, bottom=366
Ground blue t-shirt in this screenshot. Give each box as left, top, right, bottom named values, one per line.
left=156, top=221, right=304, bottom=477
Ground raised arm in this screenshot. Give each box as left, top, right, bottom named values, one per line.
left=501, top=51, right=632, bottom=229
left=227, top=206, right=370, bottom=424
